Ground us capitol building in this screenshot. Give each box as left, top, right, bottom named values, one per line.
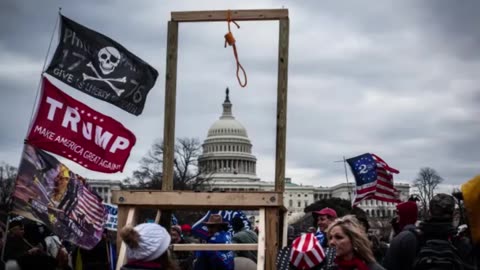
left=90, top=89, right=410, bottom=222
left=196, top=89, right=410, bottom=221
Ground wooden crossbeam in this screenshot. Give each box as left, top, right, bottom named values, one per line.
left=112, top=191, right=282, bottom=209
left=171, top=9, right=288, bottom=22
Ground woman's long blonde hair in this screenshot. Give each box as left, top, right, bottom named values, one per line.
left=326, top=215, right=376, bottom=263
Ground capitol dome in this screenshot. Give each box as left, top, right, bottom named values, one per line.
left=207, top=89, right=248, bottom=138
left=198, top=88, right=259, bottom=182
left=207, top=118, right=248, bottom=138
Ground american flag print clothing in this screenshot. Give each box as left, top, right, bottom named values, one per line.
left=315, top=230, right=327, bottom=248
left=12, top=145, right=107, bottom=249
left=290, top=233, right=326, bottom=269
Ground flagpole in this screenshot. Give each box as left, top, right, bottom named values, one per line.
left=334, top=156, right=352, bottom=202
left=0, top=216, right=11, bottom=263
left=27, top=7, right=61, bottom=131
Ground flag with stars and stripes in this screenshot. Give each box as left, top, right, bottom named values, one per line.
left=346, top=153, right=401, bottom=206
left=12, top=144, right=107, bottom=249
left=71, top=185, right=106, bottom=231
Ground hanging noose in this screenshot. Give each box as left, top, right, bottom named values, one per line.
left=224, top=10, right=247, bottom=88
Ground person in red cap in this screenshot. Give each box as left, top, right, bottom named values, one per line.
left=313, top=207, right=337, bottom=248
left=383, top=200, right=418, bottom=270
left=180, top=224, right=198, bottom=244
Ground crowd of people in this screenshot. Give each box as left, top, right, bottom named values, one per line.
left=277, top=193, right=479, bottom=270
left=118, top=214, right=260, bottom=270
left=0, top=213, right=260, bottom=270
left=1, top=192, right=479, bottom=270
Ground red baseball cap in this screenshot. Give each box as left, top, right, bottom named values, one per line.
left=314, top=207, right=337, bottom=218
left=181, top=224, right=191, bottom=232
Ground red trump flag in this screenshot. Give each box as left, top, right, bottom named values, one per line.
left=27, top=77, right=136, bottom=173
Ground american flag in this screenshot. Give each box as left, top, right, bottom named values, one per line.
left=71, top=185, right=106, bottom=231
left=346, top=153, right=401, bottom=206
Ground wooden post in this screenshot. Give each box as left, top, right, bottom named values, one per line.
left=257, top=208, right=266, bottom=270
left=116, top=206, right=128, bottom=254
left=161, top=20, right=178, bottom=230
left=274, top=18, right=289, bottom=193
left=282, top=209, right=288, bottom=248
left=116, top=207, right=138, bottom=270
left=154, top=209, right=162, bottom=223
left=162, top=20, right=179, bottom=192
left=270, top=17, right=289, bottom=269
left=265, top=208, right=279, bottom=269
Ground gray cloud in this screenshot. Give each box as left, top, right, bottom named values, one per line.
left=1, top=0, right=479, bottom=189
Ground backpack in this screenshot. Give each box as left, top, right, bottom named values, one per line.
left=412, top=238, right=465, bottom=270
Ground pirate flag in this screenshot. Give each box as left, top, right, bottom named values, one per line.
left=45, top=15, right=158, bottom=116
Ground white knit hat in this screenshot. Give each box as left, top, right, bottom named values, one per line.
left=125, top=223, right=171, bottom=262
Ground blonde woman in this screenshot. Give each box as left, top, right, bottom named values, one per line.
left=326, top=215, right=384, bottom=270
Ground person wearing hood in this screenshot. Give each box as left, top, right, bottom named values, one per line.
left=170, top=225, right=194, bottom=270
left=231, top=216, right=257, bottom=262
left=415, top=193, right=475, bottom=269
left=382, top=200, right=418, bottom=270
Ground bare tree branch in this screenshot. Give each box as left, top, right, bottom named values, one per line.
left=123, top=137, right=210, bottom=191
left=412, top=167, right=443, bottom=218
left=0, top=162, right=17, bottom=205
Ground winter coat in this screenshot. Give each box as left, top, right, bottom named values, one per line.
left=382, top=224, right=418, bottom=270
left=194, top=231, right=234, bottom=270
left=232, top=228, right=258, bottom=262
left=366, top=262, right=385, bottom=270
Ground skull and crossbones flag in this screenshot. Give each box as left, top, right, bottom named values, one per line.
left=45, top=15, right=158, bottom=116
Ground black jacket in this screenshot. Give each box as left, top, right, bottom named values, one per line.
left=382, top=224, right=418, bottom=270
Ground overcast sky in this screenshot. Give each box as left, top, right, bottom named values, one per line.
left=1, top=0, right=479, bottom=191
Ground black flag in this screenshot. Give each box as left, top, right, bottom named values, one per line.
left=45, top=15, right=158, bottom=115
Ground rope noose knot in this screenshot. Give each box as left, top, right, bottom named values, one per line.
left=224, top=10, right=247, bottom=88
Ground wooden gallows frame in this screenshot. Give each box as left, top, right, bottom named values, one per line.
left=113, top=9, right=289, bottom=270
